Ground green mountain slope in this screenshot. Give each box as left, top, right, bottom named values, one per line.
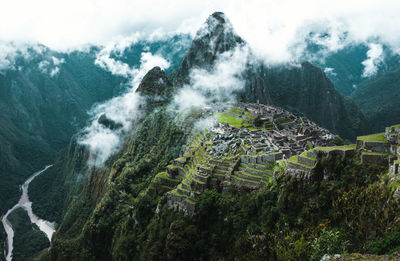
left=351, top=64, right=400, bottom=132
left=18, top=12, right=395, bottom=261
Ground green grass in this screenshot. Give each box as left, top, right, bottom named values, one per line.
left=299, top=150, right=317, bottom=161
left=215, top=112, right=250, bottom=128
left=175, top=157, right=187, bottom=164
left=287, top=155, right=315, bottom=169
left=362, top=151, right=394, bottom=156
left=314, top=144, right=356, bottom=152
left=357, top=132, right=387, bottom=142
left=236, top=170, right=263, bottom=179
left=156, top=172, right=181, bottom=182
left=169, top=188, right=189, bottom=198
left=231, top=174, right=260, bottom=184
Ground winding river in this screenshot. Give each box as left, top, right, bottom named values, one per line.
left=1, top=165, right=56, bottom=261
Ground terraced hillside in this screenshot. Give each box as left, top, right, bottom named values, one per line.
left=149, top=103, right=336, bottom=215
left=150, top=104, right=400, bottom=217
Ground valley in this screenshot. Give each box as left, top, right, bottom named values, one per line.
left=2, top=165, right=54, bottom=261
left=0, top=4, right=399, bottom=261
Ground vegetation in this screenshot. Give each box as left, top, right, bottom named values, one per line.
left=314, top=144, right=356, bottom=151
left=41, top=124, right=399, bottom=261
left=357, top=132, right=387, bottom=142
left=215, top=112, right=250, bottom=128
left=7, top=208, right=49, bottom=261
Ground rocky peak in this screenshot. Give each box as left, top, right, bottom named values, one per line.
left=173, top=12, right=245, bottom=85
left=136, top=66, right=172, bottom=97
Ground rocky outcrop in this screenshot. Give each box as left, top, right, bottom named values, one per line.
left=136, top=66, right=172, bottom=97
left=136, top=66, right=173, bottom=109
left=172, top=12, right=244, bottom=86
left=98, top=114, right=123, bottom=130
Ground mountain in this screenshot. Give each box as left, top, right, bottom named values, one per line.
left=41, top=87, right=399, bottom=260
left=0, top=36, right=190, bottom=260
left=171, top=12, right=244, bottom=86
left=351, top=63, right=400, bottom=132
left=0, top=48, right=125, bottom=216
left=22, top=12, right=400, bottom=261
left=172, top=12, right=368, bottom=140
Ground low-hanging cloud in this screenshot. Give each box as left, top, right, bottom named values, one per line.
left=0, top=42, right=46, bottom=72
left=361, top=43, right=383, bottom=78
left=2, top=1, right=400, bottom=58
left=78, top=48, right=170, bottom=167
left=38, top=56, right=65, bottom=77
left=172, top=45, right=249, bottom=114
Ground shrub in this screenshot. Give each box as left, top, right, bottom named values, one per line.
left=310, top=229, right=349, bottom=261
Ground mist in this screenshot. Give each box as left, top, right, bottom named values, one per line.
left=172, top=45, right=249, bottom=114
left=78, top=49, right=170, bottom=167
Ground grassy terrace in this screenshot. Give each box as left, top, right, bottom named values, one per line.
left=215, top=112, right=251, bottom=128
left=287, top=155, right=315, bottom=168
left=156, top=172, right=181, bottom=182
left=314, top=144, right=356, bottom=151
left=362, top=151, right=394, bottom=156
left=299, top=150, right=316, bottom=161
left=357, top=132, right=387, bottom=142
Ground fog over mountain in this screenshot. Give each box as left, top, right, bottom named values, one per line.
left=1, top=2, right=400, bottom=261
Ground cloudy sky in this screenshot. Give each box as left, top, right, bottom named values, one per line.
left=4, top=0, right=396, bottom=165
left=2, top=0, right=400, bottom=57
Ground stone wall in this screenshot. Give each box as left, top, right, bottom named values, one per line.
left=356, top=140, right=390, bottom=153
left=361, top=153, right=390, bottom=165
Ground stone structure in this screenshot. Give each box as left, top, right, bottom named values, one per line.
left=150, top=103, right=336, bottom=215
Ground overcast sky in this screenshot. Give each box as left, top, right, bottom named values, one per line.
left=1, top=0, right=400, bottom=61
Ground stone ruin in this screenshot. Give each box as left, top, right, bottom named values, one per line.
left=148, top=103, right=336, bottom=215
left=150, top=103, right=400, bottom=215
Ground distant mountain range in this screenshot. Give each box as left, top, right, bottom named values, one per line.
left=1, top=11, right=400, bottom=261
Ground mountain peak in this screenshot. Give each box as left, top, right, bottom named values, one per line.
left=136, top=66, right=172, bottom=97
left=172, top=12, right=244, bottom=85
left=198, top=12, right=231, bottom=38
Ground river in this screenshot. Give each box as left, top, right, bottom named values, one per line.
left=1, top=165, right=56, bottom=261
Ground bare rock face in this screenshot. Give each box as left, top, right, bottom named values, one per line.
left=97, top=114, right=122, bottom=130
left=136, top=66, right=172, bottom=97
left=172, top=12, right=245, bottom=86
left=136, top=66, right=173, bottom=109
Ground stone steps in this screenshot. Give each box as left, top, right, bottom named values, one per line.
left=230, top=174, right=261, bottom=189
left=213, top=168, right=229, bottom=175
left=209, top=159, right=232, bottom=167
left=244, top=162, right=271, bottom=171
left=297, top=154, right=317, bottom=166
left=239, top=165, right=265, bottom=176
left=214, top=164, right=231, bottom=171
left=234, top=171, right=262, bottom=182
left=177, top=184, right=191, bottom=197
left=181, top=179, right=191, bottom=191
left=212, top=172, right=226, bottom=181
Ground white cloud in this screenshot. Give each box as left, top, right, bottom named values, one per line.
left=361, top=43, right=383, bottom=78
left=172, top=45, right=249, bottom=113
left=38, top=56, right=65, bottom=77
left=0, top=42, right=45, bottom=71
left=324, top=67, right=337, bottom=77
left=0, top=0, right=400, bottom=61
left=78, top=51, right=170, bottom=166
